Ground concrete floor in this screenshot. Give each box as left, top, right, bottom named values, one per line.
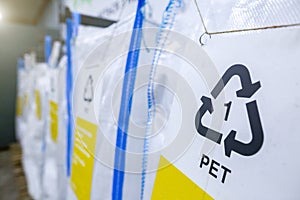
left=0, top=148, right=19, bottom=200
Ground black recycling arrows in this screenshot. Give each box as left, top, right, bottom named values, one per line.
left=211, top=64, right=261, bottom=99
left=195, top=64, right=264, bottom=157
left=224, top=100, right=264, bottom=157
left=195, top=96, right=223, bottom=144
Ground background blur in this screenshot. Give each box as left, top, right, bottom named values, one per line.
left=0, top=0, right=60, bottom=148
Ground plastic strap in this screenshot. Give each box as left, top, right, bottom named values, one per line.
left=66, top=18, right=73, bottom=177
left=17, top=58, right=24, bottom=69
left=112, top=0, right=146, bottom=199
left=45, top=35, right=52, bottom=65
left=72, top=12, right=81, bottom=38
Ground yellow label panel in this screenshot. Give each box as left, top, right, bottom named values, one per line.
left=70, top=117, right=98, bottom=200
left=49, top=101, right=58, bottom=142
left=151, top=156, right=213, bottom=200
left=16, top=96, right=23, bottom=117
left=35, top=90, right=42, bottom=120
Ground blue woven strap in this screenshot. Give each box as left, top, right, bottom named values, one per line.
left=112, top=0, right=146, bottom=199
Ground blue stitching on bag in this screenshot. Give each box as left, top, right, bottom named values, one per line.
left=140, top=1, right=181, bottom=199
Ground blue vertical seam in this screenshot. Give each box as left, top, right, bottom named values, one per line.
left=66, top=18, right=73, bottom=177
left=112, top=0, right=146, bottom=199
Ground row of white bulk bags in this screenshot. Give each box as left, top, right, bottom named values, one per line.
left=15, top=0, right=300, bottom=199
left=15, top=43, right=68, bottom=199
left=67, top=0, right=300, bottom=199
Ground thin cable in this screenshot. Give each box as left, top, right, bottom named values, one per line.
left=207, top=23, right=300, bottom=35
left=193, top=0, right=208, bottom=34
left=140, top=1, right=181, bottom=199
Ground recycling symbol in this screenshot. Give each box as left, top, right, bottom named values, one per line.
left=83, top=75, right=94, bottom=103
left=195, top=64, right=264, bottom=157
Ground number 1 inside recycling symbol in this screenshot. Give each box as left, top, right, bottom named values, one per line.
left=195, top=64, right=264, bottom=157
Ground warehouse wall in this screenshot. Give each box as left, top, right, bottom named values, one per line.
left=38, top=0, right=60, bottom=30
left=0, top=1, right=60, bottom=147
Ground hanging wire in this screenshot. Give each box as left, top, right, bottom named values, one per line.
left=194, top=0, right=208, bottom=34
left=193, top=0, right=300, bottom=45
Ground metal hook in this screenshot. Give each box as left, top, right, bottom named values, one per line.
left=199, top=32, right=211, bottom=46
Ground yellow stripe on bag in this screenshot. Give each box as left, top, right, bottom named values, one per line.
left=49, top=101, right=58, bottom=142
left=151, top=156, right=213, bottom=200
left=16, top=96, right=23, bottom=116
left=35, top=90, right=42, bottom=120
